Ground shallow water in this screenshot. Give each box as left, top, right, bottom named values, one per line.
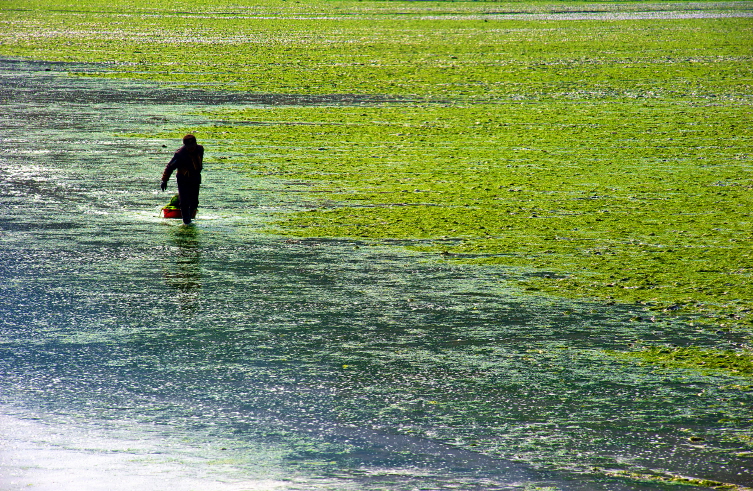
left=1, top=58, right=751, bottom=490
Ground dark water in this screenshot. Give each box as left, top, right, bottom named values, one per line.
left=1, top=58, right=751, bottom=490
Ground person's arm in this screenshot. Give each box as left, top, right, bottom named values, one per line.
left=160, top=154, right=179, bottom=190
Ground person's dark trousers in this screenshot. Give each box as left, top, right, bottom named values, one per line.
left=177, top=176, right=201, bottom=224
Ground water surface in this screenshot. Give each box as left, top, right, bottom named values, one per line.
left=1, top=58, right=751, bottom=490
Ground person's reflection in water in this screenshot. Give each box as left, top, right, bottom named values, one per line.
left=163, top=225, right=201, bottom=314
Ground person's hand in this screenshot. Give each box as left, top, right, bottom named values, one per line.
left=160, top=180, right=167, bottom=191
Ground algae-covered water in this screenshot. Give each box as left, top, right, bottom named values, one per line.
left=1, top=57, right=752, bottom=490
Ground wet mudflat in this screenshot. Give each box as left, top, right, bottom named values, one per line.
left=1, top=60, right=752, bottom=490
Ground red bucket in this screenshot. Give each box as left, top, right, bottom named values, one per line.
left=162, top=208, right=197, bottom=219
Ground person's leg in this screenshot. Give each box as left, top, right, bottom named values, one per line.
left=177, top=180, right=198, bottom=224
left=190, top=182, right=200, bottom=218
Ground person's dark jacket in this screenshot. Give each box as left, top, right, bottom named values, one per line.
left=162, top=144, right=204, bottom=183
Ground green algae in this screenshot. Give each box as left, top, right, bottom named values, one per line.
left=1, top=1, right=752, bottom=100
left=187, top=100, right=752, bottom=331
left=3, top=6, right=753, bottom=487
left=616, top=346, right=753, bottom=377
left=1, top=0, right=751, bottom=341
left=603, top=470, right=745, bottom=490
left=164, top=194, right=181, bottom=210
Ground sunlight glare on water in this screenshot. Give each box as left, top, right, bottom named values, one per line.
left=0, top=413, right=295, bottom=491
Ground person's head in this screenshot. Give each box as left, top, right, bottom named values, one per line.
left=183, top=134, right=197, bottom=147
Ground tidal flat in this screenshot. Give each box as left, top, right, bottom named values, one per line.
left=1, top=0, right=752, bottom=488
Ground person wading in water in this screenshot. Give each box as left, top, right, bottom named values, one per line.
left=161, top=134, right=204, bottom=225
